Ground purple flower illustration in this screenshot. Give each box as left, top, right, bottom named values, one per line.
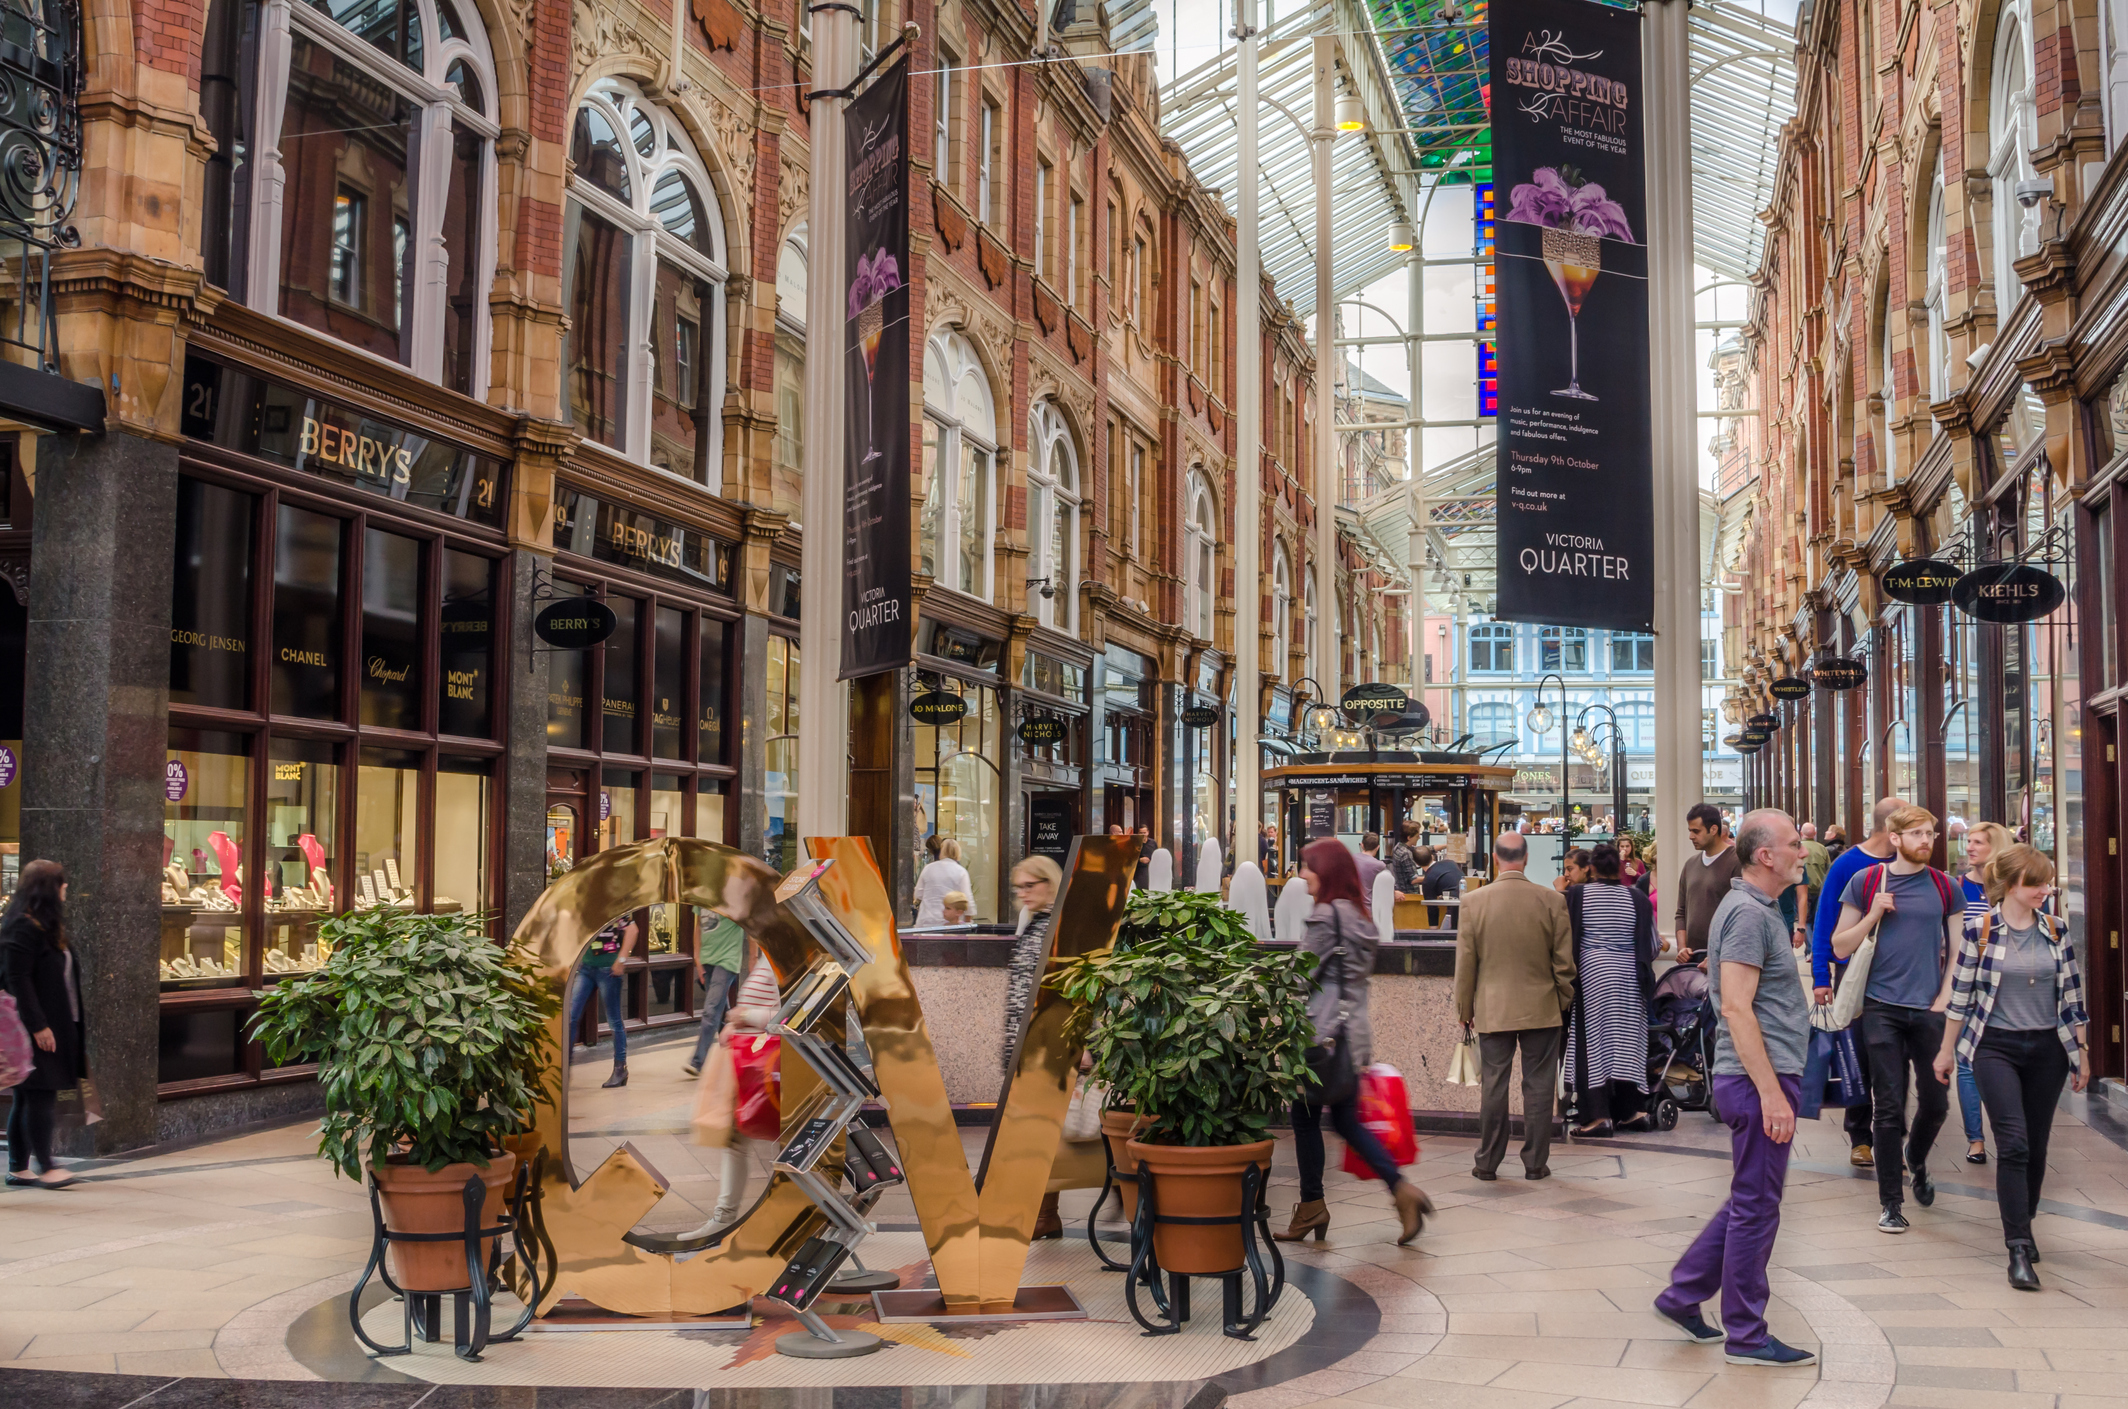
left=1506, top=165, right=1635, bottom=243
left=849, top=248, right=902, bottom=319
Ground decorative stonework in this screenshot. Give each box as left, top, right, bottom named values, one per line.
left=976, top=227, right=1009, bottom=290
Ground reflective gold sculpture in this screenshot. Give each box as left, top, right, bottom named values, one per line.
left=514, top=832, right=1137, bottom=1317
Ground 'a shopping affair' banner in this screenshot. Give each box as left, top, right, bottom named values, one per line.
left=1490, top=0, right=1654, bottom=632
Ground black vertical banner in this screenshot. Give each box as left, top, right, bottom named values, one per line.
left=842, top=59, right=913, bottom=680
left=1490, top=0, right=1653, bottom=632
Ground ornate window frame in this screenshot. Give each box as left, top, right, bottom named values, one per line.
left=1028, top=400, right=1080, bottom=632
left=1184, top=470, right=1216, bottom=643
left=921, top=329, right=997, bottom=602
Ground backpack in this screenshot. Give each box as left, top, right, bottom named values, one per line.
left=0, top=991, right=34, bottom=1088
left=1855, top=863, right=1961, bottom=916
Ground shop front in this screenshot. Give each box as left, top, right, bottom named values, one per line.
left=909, top=620, right=1008, bottom=924
left=1093, top=645, right=1158, bottom=840
left=545, top=480, right=741, bottom=1045
left=1016, top=644, right=1091, bottom=876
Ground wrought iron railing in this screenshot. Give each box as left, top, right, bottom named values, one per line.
left=0, top=0, right=85, bottom=378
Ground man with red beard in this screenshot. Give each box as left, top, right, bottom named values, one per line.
left=1831, top=804, right=1965, bottom=1234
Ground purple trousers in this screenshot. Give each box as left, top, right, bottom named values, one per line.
left=1658, top=1073, right=1800, bottom=1352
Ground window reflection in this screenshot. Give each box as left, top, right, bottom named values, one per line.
left=604, top=595, right=640, bottom=754
left=440, top=550, right=493, bottom=736
left=698, top=616, right=726, bottom=763
left=763, top=635, right=799, bottom=871
left=172, top=477, right=254, bottom=711
left=279, top=34, right=415, bottom=364
left=355, top=747, right=421, bottom=908
left=361, top=527, right=423, bottom=729
left=565, top=206, right=630, bottom=449
left=273, top=505, right=342, bottom=719
left=653, top=606, right=685, bottom=758
left=434, top=759, right=488, bottom=913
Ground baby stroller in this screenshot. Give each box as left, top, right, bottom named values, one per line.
left=1645, top=965, right=1719, bottom=1129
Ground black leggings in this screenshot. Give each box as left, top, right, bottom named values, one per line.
left=7, top=1087, right=56, bottom=1174
left=1970, top=1026, right=2072, bottom=1247
left=1291, top=1097, right=1401, bottom=1200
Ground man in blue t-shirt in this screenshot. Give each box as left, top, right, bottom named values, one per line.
left=1809, top=796, right=1904, bottom=1165
left=1830, top=804, right=1963, bottom=1234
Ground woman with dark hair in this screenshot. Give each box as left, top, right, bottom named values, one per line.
left=1273, top=838, right=1432, bottom=1246
left=3, top=860, right=85, bottom=1187
left=1617, top=835, right=1648, bottom=886
left=1566, top=844, right=1657, bottom=1138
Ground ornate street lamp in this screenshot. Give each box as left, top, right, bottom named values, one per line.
left=1527, top=672, right=1571, bottom=838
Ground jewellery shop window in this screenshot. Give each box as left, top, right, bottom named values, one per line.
left=541, top=564, right=738, bottom=996
left=161, top=467, right=506, bottom=1084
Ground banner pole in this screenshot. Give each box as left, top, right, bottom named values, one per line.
left=1233, top=1, right=1263, bottom=856
left=1312, top=33, right=1340, bottom=709
left=1646, top=0, right=1700, bottom=902
left=798, top=2, right=856, bottom=840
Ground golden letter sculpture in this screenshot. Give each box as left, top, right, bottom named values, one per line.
left=514, top=831, right=1138, bottom=1317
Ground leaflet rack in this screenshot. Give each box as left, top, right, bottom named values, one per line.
left=762, top=860, right=905, bottom=1359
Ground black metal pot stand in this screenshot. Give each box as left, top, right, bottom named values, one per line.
left=1121, top=1162, right=1285, bottom=1339
left=348, top=1157, right=542, bottom=1362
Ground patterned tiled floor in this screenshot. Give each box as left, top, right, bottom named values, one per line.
left=8, top=1036, right=2128, bottom=1408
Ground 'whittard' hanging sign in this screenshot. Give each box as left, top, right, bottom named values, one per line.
left=1490, top=0, right=1653, bottom=633
left=1951, top=563, right=2066, bottom=623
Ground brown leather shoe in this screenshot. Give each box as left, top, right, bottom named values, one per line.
left=1272, top=1199, right=1331, bottom=1242
left=1851, top=1144, right=1874, bottom=1168
left=1030, top=1191, right=1064, bottom=1240
left=1395, top=1183, right=1432, bottom=1245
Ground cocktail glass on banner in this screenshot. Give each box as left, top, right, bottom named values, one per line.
left=1541, top=226, right=1600, bottom=402
left=849, top=249, right=901, bottom=466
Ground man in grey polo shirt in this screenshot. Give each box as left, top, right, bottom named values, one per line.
left=1655, top=808, right=1815, bottom=1368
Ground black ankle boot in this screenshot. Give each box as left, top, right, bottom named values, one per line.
left=2007, top=1241, right=2040, bottom=1291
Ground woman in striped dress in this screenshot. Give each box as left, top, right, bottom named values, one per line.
left=1566, top=844, right=1658, bottom=1137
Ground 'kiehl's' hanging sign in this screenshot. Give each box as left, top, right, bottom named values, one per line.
left=1881, top=558, right=1961, bottom=606
left=1950, top=563, right=2066, bottom=624
left=535, top=598, right=618, bottom=649
left=1769, top=676, right=1810, bottom=700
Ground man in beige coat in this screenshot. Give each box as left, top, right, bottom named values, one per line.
left=1455, top=831, right=1577, bottom=1180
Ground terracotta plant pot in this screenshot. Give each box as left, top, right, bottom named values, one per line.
left=1102, top=1108, right=1152, bottom=1219
left=372, top=1152, right=519, bottom=1293
left=1125, top=1138, right=1275, bottom=1275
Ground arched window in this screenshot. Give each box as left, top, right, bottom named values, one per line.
left=921, top=331, right=996, bottom=600
left=1924, top=158, right=1949, bottom=411
left=1184, top=471, right=1216, bottom=641
left=1617, top=700, right=1655, bottom=751
left=1990, top=9, right=2038, bottom=310
left=1470, top=623, right=1513, bottom=672
left=1469, top=701, right=1516, bottom=750
left=564, top=79, right=728, bottom=484
left=772, top=227, right=807, bottom=521
left=1271, top=545, right=1292, bottom=679
left=217, top=0, right=499, bottom=394
left=1029, top=402, right=1080, bottom=630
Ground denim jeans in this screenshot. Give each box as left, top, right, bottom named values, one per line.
left=689, top=964, right=739, bottom=1070
left=568, top=965, right=628, bottom=1067
left=1957, top=1058, right=1985, bottom=1144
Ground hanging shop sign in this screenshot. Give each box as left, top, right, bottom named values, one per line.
left=1017, top=716, right=1067, bottom=745
left=1721, top=733, right=1745, bottom=750
left=534, top=598, right=618, bottom=649
left=1739, top=729, right=1771, bottom=747
left=1950, top=562, right=2067, bottom=624
left=910, top=690, right=968, bottom=725
left=1880, top=558, right=1961, bottom=606
left=1490, top=0, right=1653, bottom=633
left=553, top=488, right=731, bottom=593
left=841, top=57, right=914, bottom=682
left=1180, top=704, right=1221, bottom=728
left=1340, top=682, right=1408, bottom=712
left=1746, top=713, right=1779, bottom=731
left=1811, top=657, right=1867, bottom=691
left=1769, top=675, right=1810, bottom=700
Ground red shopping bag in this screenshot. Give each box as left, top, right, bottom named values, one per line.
left=731, top=1032, right=783, bottom=1141
left=1342, top=1063, right=1418, bottom=1177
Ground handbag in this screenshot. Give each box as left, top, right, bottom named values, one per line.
left=1304, top=908, right=1359, bottom=1106
left=1445, top=1031, right=1481, bottom=1087
left=730, top=1032, right=783, bottom=1142
left=688, top=1036, right=738, bottom=1148
left=1062, top=1078, right=1107, bottom=1142
left=0, top=992, right=32, bottom=1089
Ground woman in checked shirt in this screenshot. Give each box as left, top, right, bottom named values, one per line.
left=1932, top=844, right=2090, bottom=1292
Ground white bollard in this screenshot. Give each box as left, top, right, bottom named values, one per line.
left=1196, top=839, right=1223, bottom=893
left=1274, top=875, right=1314, bottom=944
left=1148, top=847, right=1174, bottom=892
left=1228, top=862, right=1273, bottom=942
left=1372, top=868, right=1396, bottom=944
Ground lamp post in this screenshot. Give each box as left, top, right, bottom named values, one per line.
left=1574, top=702, right=1628, bottom=838
left=1526, top=672, right=1571, bottom=839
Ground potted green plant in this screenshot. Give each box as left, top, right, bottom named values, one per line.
left=251, top=909, right=558, bottom=1292
left=1052, top=890, right=1317, bottom=1273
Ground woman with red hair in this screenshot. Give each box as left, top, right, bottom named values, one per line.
left=1272, top=837, right=1431, bottom=1246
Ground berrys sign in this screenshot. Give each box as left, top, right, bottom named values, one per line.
left=535, top=598, right=618, bottom=650
left=1881, top=558, right=1960, bottom=606
left=1951, top=563, right=2067, bottom=623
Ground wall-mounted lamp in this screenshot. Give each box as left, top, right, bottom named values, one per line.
left=1334, top=93, right=1367, bottom=132
left=1388, top=219, right=1415, bottom=252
